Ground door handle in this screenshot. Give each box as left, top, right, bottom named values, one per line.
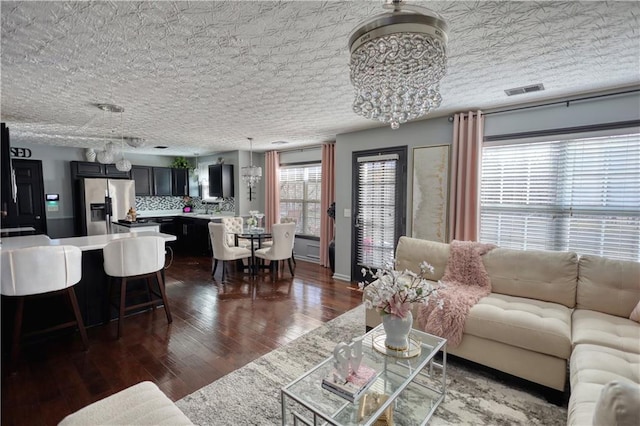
left=35, top=216, right=41, bottom=219
left=10, top=167, right=17, bottom=203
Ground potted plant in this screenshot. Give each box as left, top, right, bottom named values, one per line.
left=171, top=156, right=190, bottom=169
left=183, top=196, right=194, bottom=213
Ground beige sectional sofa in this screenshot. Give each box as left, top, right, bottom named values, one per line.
left=364, top=236, right=640, bottom=424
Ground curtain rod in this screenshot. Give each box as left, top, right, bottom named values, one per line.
left=276, top=144, right=324, bottom=154
left=482, top=87, right=640, bottom=117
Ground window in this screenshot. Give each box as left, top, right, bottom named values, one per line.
left=480, top=132, right=640, bottom=261
left=280, top=164, right=321, bottom=237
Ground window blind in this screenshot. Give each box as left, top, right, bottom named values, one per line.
left=480, top=133, right=640, bottom=261
left=280, top=164, right=322, bottom=236
left=357, top=159, right=397, bottom=269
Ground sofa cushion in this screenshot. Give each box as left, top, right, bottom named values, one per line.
left=568, top=345, right=640, bottom=426
left=570, top=344, right=640, bottom=390
left=577, top=254, right=640, bottom=318
left=482, top=248, right=578, bottom=308
left=463, top=293, right=572, bottom=359
left=572, top=309, right=640, bottom=354
left=593, top=381, right=640, bottom=426
left=567, top=381, right=604, bottom=426
left=395, top=236, right=448, bottom=280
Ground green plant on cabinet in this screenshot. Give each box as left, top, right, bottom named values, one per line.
left=171, top=156, right=190, bottom=169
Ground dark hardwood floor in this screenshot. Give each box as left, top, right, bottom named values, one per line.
left=1, top=254, right=363, bottom=426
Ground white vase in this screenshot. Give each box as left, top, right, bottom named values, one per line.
left=382, top=311, right=413, bottom=351
left=85, top=148, right=96, bottom=162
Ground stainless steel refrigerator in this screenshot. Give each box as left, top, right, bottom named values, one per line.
left=78, top=178, right=136, bottom=235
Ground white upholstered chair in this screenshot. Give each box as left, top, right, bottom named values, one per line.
left=103, top=236, right=172, bottom=338
left=0, top=245, right=89, bottom=365
left=220, top=216, right=251, bottom=248
left=262, top=217, right=296, bottom=265
left=254, top=222, right=296, bottom=278
left=209, top=222, right=252, bottom=281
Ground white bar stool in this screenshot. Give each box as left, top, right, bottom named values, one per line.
left=103, top=236, right=172, bottom=338
left=0, top=245, right=89, bottom=366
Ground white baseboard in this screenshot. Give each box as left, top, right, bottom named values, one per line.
left=332, top=273, right=351, bottom=282
left=296, top=255, right=319, bottom=264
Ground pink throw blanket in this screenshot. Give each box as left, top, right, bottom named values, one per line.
left=416, top=240, right=496, bottom=347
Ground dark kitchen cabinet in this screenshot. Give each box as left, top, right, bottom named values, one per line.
left=171, top=168, right=189, bottom=196
left=105, top=164, right=129, bottom=177
left=153, top=167, right=172, bottom=196
left=176, top=216, right=211, bottom=256
left=208, top=164, right=234, bottom=198
left=132, top=166, right=187, bottom=196
left=131, top=166, right=153, bottom=196
left=70, top=161, right=131, bottom=179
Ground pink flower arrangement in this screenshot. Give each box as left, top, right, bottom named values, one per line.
left=359, top=261, right=441, bottom=319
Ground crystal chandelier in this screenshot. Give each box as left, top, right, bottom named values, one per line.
left=348, top=0, right=448, bottom=129
left=241, top=137, right=262, bottom=188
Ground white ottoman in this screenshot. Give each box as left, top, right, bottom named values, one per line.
left=58, top=381, right=193, bottom=425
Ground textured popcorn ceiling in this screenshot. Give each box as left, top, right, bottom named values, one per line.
left=1, top=1, right=639, bottom=156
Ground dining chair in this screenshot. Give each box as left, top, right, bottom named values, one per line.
left=1, top=245, right=89, bottom=365
left=103, top=236, right=172, bottom=339
left=209, top=222, right=252, bottom=281
left=254, top=222, right=296, bottom=278
left=221, top=216, right=252, bottom=248
left=262, top=217, right=297, bottom=265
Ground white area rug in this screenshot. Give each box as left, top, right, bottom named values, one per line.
left=177, top=305, right=567, bottom=425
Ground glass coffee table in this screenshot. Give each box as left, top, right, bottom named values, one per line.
left=281, top=324, right=447, bottom=425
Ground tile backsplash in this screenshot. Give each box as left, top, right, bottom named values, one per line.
left=135, top=196, right=235, bottom=212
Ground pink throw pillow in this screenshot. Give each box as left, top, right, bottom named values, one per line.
left=630, top=300, right=640, bottom=323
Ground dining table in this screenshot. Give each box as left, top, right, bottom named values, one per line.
left=234, top=228, right=272, bottom=276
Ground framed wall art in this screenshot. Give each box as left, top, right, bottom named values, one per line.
left=411, top=144, right=451, bottom=242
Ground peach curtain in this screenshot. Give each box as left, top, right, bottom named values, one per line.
left=319, top=143, right=335, bottom=268
left=448, top=111, right=484, bottom=241
left=264, top=151, right=280, bottom=232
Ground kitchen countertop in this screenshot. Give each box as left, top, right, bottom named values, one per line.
left=1, top=232, right=176, bottom=251
left=114, top=220, right=160, bottom=228
left=1, top=226, right=36, bottom=233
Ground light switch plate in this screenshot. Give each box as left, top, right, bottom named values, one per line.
left=344, top=208, right=351, bottom=218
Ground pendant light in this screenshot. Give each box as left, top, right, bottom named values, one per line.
left=115, top=110, right=131, bottom=172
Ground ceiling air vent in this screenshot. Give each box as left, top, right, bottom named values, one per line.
left=154, top=146, right=168, bottom=149
left=505, top=83, right=545, bottom=96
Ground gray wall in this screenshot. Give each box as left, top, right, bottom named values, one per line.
left=9, top=143, right=83, bottom=237
left=333, top=90, right=640, bottom=282
left=334, top=117, right=451, bottom=281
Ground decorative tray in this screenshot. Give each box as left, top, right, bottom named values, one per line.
left=372, top=334, right=422, bottom=359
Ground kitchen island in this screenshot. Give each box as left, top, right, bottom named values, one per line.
left=1, top=232, right=177, bottom=329
left=135, top=211, right=236, bottom=256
